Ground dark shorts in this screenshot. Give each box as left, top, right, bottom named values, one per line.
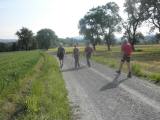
left=121, top=54, right=131, bottom=62
left=58, top=55, right=64, bottom=60
left=86, top=54, right=91, bottom=59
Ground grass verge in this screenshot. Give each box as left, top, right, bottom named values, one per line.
left=0, top=51, right=71, bottom=120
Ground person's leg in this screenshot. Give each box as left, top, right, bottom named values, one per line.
left=86, top=56, right=90, bottom=67
left=58, top=58, right=61, bottom=68
left=87, top=56, right=91, bottom=67
left=126, top=62, right=131, bottom=72
left=77, top=57, right=80, bottom=67
left=116, top=55, right=125, bottom=74
left=60, top=60, right=62, bottom=68
left=74, top=57, right=77, bottom=68
left=117, top=61, right=124, bottom=73
left=75, top=56, right=80, bottom=68
left=126, top=57, right=132, bottom=78
left=61, top=58, right=64, bottom=68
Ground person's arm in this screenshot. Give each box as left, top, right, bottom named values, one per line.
left=57, top=48, right=59, bottom=57
left=84, top=47, right=87, bottom=56
left=63, top=48, right=66, bottom=57
left=72, top=48, right=74, bottom=57
left=121, top=44, right=124, bottom=55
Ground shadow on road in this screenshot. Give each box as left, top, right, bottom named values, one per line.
left=100, top=74, right=128, bottom=91
left=61, top=66, right=86, bottom=72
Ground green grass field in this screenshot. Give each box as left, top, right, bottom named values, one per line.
left=0, top=51, right=71, bottom=120
left=49, top=44, right=160, bottom=84
left=92, top=45, right=160, bottom=83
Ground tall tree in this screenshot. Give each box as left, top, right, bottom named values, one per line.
left=79, top=2, right=121, bottom=51
left=135, top=32, right=144, bottom=43
left=101, top=2, right=121, bottom=51
left=36, top=29, right=57, bottom=50
left=140, top=0, right=160, bottom=33
left=123, top=0, right=146, bottom=50
left=79, top=7, right=102, bottom=50
left=16, top=27, right=34, bottom=50
left=155, top=33, right=160, bottom=44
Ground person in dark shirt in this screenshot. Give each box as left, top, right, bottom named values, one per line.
left=57, top=44, right=65, bottom=68
left=73, top=45, right=80, bottom=69
left=84, top=43, right=93, bottom=67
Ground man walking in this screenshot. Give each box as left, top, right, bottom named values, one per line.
left=84, top=43, right=93, bottom=67
left=73, top=45, right=80, bottom=69
left=116, top=39, right=133, bottom=78
left=57, top=44, right=65, bottom=69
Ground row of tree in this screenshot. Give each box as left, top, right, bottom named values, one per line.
left=78, top=0, right=160, bottom=51
left=15, top=27, right=58, bottom=51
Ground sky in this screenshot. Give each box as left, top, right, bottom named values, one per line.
left=1, top=0, right=154, bottom=40
left=0, top=0, right=128, bottom=39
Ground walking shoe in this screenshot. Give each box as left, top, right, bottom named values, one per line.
left=127, top=72, right=132, bottom=78
left=116, top=70, right=121, bottom=74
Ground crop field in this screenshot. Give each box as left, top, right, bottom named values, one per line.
left=93, top=45, right=160, bottom=83
left=49, top=44, right=160, bottom=84
left=0, top=51, right=70, bottom=120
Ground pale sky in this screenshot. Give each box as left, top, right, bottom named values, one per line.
left=0, top=0, right=128, bottom=39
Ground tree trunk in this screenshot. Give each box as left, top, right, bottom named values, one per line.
left=107, top=43, right=111, bottom=51
left=106, top=39, right=111, bottom=51
left=131, top=38, right=135, bottom=51
left=93, top=44, right=96, bottom=51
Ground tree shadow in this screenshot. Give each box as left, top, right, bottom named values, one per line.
left=100, top=74, right=128, bottom=91
left=61, top=65, right=86, bottom=72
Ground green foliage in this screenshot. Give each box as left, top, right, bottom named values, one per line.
left=149, top=73, right=160, bottom=83
left=0, top=51, right=40, bottom=93
left=0, top=51, right=71, bottom=120
left=17, top=53, right=71, bottom=120
left=132, top=64, right=143, bottom=76
left=135, top=32, right=145, bottom=44
left=91, top=45, right=160, bottom=84
left=155, top=33, right=160, bottom=44
left=36, top=29, right=58, bottom=49
left=123, top=0, right=146, bottom=50
left=79, top=2, right=121, bottom=50
left=140, top=0, right=160, bottom=32
left=16, top=27, right=36, bottom=50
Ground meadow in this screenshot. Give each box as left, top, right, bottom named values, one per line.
left=0, top=51, right=71, bottom=120
left=93, top=45, right=160, bottom=84
left=49, top=44, right=160, bottom=84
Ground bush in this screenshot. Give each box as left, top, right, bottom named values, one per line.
left=149, top=73, right=160, bottom=83
left=132, top=64, right=143, bottom=76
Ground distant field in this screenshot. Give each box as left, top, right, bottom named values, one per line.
left=49, top=44, right=160, bottom=83
left=0, top=51, right=70, bottom=120
left=92, top=44, right=160, bottom=84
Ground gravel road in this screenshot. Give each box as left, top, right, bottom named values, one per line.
left=61, top=55, right=160, bottom=120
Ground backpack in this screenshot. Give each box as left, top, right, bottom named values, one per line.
left=57, top=47, right=64, bottom=57
left=73, top=48, right=79, bottom=56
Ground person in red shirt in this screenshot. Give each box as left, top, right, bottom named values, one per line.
left=116, top=39, right=133, bottom=78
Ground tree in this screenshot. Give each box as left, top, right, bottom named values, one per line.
left=79, top=2, right=121, bottom=51
left=123, top=0, right=146, bottom=50
left=16, top=27, right=34, bottom=50
left=101, top=2, right=121, bottom=51
left=135, top=32, right=144, bottom=43
left=0, top=43, right=6, bottom=52
left=36, top=29, right=58, bottom=50
left=155, top=33, right=160, bottom=44
left=79, top=7, right=102, bottom=50
left=140, top=0, right=160, bottom=32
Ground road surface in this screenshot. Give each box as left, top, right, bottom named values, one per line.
left=61, top=55, right=160, bottom=120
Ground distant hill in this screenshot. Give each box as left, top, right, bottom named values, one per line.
left=72, top=36, right=84, bottom=41
left=0, top=39, right=17, bottom=43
